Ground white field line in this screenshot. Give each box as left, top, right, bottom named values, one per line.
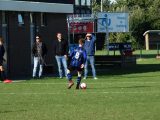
left=0, top=91, right=160, bottom=95
left=0, top=81, right=160, bottom=85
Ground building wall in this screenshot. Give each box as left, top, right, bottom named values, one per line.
left=7, top=12, right=31, bottom=78
left=0, top=11, right=68, bottom=79
left=12, top=0, right=74, bottom=4
left=0, top=12, right=2, bottom=35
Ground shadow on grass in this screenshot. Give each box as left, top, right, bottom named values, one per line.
left=96, top=64, right=160, bottom=76
left=0, top=109, right=27, bottom=113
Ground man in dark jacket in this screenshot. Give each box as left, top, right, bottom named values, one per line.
left=54, top=33, right=68, bottom=78
left=32, top=35, right=47, bottom=79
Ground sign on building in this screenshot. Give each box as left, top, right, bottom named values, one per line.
left=67, top=14, right=94, bottom=33
left=69, top=22, right=94, bottom=33
left=97, top=12, right=129, bottom=33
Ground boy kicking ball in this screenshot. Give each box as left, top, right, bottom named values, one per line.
left=67, top=39, right=87, bottom=89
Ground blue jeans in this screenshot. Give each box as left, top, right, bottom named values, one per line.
left=84, top=56, right=96, bottom=78
left=33, top=57, right=43, bottom=77
left=55, top=55, right=67, bottom=78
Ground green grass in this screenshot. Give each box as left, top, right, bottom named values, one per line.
left=1, top=50, right=160, bottom=120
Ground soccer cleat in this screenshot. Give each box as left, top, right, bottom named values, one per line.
left=76, top=83, right=80, bottom=89
left=68, top=80, right=74, bottom=89
left=83, top=77, right=87, bottom=80
left=3, top=79, right=12, bottom=83
left=38, top=76, right=42, bottom=79
left=94, top=77, right=98, bottom=80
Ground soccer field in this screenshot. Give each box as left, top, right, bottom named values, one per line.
left=1, top=51, right=160, bottom=120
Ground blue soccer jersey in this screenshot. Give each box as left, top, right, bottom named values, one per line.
left=69, top=46, right=87, bottom=68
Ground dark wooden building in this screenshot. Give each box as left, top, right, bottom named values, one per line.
left=0, top=0, right=74, bottom=79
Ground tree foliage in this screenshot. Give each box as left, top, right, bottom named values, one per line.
left=92, top=0, right=160, bottom=48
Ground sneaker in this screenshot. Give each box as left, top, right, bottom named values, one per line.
left=83, top=77, right=87, bottom=79
left=3, top=79, right=12, bottom=83
left=60, top=77, right=63, bottom=79
left=76, top=83, right=80, bottom=89
left=94, top=77, right=98, bottom=80
left=68, top=80, right=74, bottom=89
left=38, top=76, right=42, bottom=79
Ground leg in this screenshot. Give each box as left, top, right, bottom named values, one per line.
left=89, top=56, right=97, bottom=78
left=33, top=57, right=39, bottom=78
left=76, top=71, right=82, bottom=89
left=0, top=66, right=6, bottom=81
left=67, top=69, right=74, bottom=89
left=67, top=69, right=72, bottom=81
left=62, top=56, right=68, bottom=77
left=55, top=56, right=63, bottom=78
left=39, top=64, right=43, bottom=78
left=84, top=57, right=89, bottom=79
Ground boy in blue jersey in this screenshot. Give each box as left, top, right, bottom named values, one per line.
left=67, top=39, right=87, bottom=89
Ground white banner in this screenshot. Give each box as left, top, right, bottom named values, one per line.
left=97, top=12, right=129, bottom=33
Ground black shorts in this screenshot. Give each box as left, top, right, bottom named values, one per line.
left=68, top=65, right=83, bottom=72
left=0, top=61, right=3, bottom=66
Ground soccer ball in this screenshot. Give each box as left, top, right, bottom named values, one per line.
left=80, top=83, right=87, bottom=89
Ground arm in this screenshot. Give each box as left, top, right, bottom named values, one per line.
left=65, top=40, right=69, bottom=57
left=53, top=40, right=56, bottom=56
left=80, top=49, right=87, bottom=69
left=42, top=43, right=47, bottom=57
left=91, top=34, right=96, bottom=42
left=2, top=45, right=5, bottom=57
left=32, top=43, right=36, bottom=56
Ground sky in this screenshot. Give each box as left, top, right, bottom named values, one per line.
left=110, top=0, right=116, bottom=3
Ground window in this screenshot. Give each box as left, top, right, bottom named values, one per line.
left=41, top=13, right=47, bottom=27
left=81, top=0, right=86, bottom=6
left=18, top=13, right=24, bottom=26
left=86, top=0, right=91, bottom=6
left=2, top=11, right=6, bottom=24
left=75, top=0, right=80, bottom=5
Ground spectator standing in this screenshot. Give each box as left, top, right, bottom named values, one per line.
left=83, top=33, right=98, bottom=80
left=32, top=35, right=47, bottom=79
left=54, top=33, right=68, bottom=78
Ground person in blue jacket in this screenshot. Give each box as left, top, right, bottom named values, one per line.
left=83, top=33, right=98, bottom=80
left=67, top=39, right=87, bottom=89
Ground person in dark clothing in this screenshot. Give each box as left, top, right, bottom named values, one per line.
left=0, top=37, right=11, bottom=83
left=32, top=35, right=47, bottom=79
left=67, top=39, right=86, bottom=89
left=119, top=44, right=125, bottom=56
left=53, top=33, right=68, bottom=78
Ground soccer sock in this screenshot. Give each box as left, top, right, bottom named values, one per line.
left=77, top=77, right=81, bottom=85
left=1, top=71, right=6, bottom=81
left=67, top=73, right=72, bottom=81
